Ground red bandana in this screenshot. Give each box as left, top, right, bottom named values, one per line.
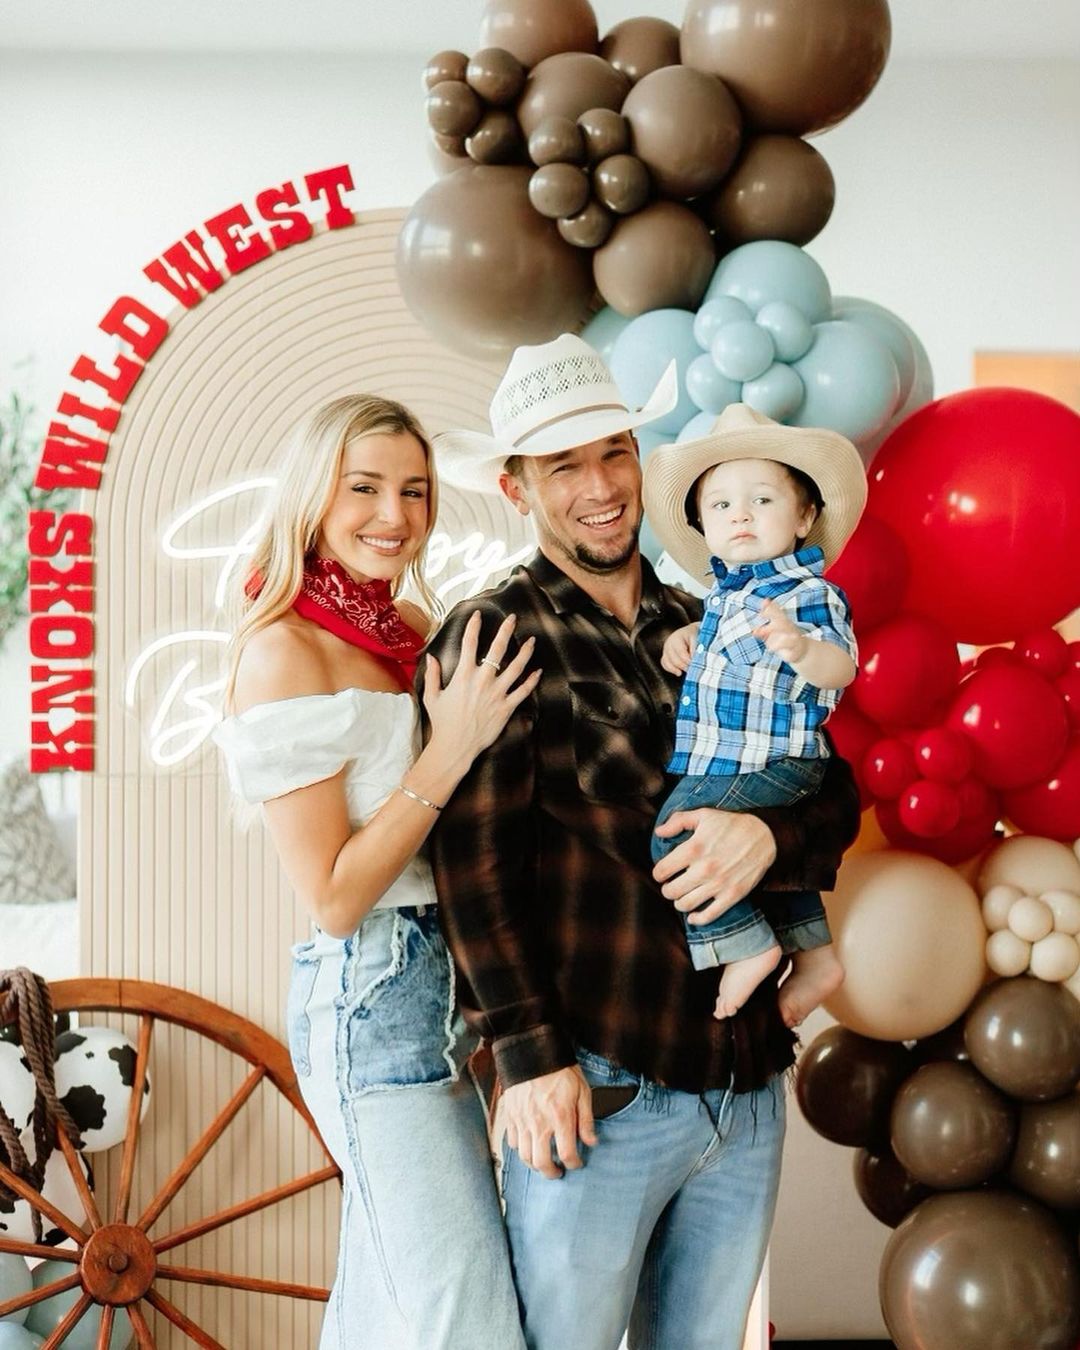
left=292, top=554, right=424, bottom=690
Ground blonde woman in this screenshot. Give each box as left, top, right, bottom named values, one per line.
left=213, top=395, right=534, bottom=1349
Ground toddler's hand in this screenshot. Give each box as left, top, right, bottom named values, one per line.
left=661, top=623, right=698, bottom=676
left=753, top=599, right=808, bottom=664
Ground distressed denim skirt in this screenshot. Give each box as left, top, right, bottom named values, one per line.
left=287, top=906, right=525, bottom=1350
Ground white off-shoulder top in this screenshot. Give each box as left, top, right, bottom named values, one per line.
left=212, top=688, right=438, bottom=911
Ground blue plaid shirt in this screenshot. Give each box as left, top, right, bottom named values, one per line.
left=668, top=546, right=856, bottom=777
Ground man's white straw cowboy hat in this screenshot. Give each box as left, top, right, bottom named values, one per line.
left=642, top=403, right=867, bottom=582
left=434, top=333, right=679, bottom=496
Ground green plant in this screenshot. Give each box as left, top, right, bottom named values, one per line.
left=0, top=394, right=71, bottom=647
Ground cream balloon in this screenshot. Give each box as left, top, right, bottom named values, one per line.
left=1042, top=889, right=1080, bottom=935
left=978, top=835, right=1080, bottom=897
left=823, top=851, right=987, bottom=1041
left=1065, top=965, right=1080, bottom=1003
left=1007, top=895, right=1055, bottom=943
left=981, top=883, right=1023, bottom=932
left=986, top=929, right=1032, bottom=978
left=1030, top=932, right=1080, bottom=983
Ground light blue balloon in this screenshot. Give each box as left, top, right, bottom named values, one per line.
left=0, top=1252, right=31, bottom=1326
left=677, top=410, right=718, bottom=443
left=790, top=321, right=901, bottom=442
left=0, top=1328, right=41, bottom=1348
left=635, top=428, right=671, bottom=464
left=754, top=301, right=814, bottom=362
left=831, top=295, right=933, bottom=407
left=710, top=320, right=775, bottom=383
left=685, top=353, right=741, bottom=415
left=705, top=241, right=832, bottom=324
left=742, top=363, right=805, bottom=421
left=692, top=296, right=754, bottom=349
left=579, top=306, right=631, bottom=364
left=25, top=1262, right=132, bottom=1350
left=609, top=308, right=702, bottom=435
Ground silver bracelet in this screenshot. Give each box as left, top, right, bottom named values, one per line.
left=398, top=783, right=444, bottom=812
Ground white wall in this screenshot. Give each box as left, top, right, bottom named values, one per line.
left=1, top=43, right=1078, bottom=1340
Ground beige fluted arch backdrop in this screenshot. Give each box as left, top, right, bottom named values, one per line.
left=80, top=210, right=532, bottom=1346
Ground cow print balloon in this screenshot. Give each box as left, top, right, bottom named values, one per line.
left=0, top=1140, right=94, bottom=1246
left=53, top=1028, right=150, bottom=1154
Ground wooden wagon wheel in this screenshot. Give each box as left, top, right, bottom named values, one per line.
left=0, top=978, right=340, bottom=1349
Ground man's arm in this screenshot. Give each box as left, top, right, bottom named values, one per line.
left=652, top=749, right=861, bottom=922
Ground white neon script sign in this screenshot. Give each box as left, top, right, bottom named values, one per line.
left=126, top=478, right=533, bottom=767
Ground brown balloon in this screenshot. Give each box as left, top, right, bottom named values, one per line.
left=880, top=1190, right=1080, bottom=1350
left=1008, top=1092, right=1080, bottom=1210
left=423, top=50, right=468, bottom=91
left=853, top=1148, right=934, bottom=1229
left=890, top=1062, right=1017, bottom=1190
left=577, top=107, right=631, bottom=164
left=479, top=0, right=600, bottom=69
left=528, top=162, right=590, bottom=219
left=558, top=200, right=614, bottom=249
left=396, top=164, right=595, bottom=360
left=466, top=47, right=527, bottom=106
left=795, top=1024, right=912, bottom=1150
left=593, top=202, right=715, bottom=316
left=600, top=17, right=681, bottom=85
left=911, top=1017, right=971, bottom=1067
left=593, top=154, right=651, bottom=215
left=703, top=134, right=835, bottom=246
left=528, top=115, right=586, bottom=166
left=466, top=109, right=523, bottom=165
left=622, top=65, right=742, bottom=200
left=681, top=0, right=892, bottom=137
left=428, top=132, right=469, bottom=178
left=517, top=52, right=630, bottom=142
left=427, top=80, right=483, bottom=138
left=964, top=976, right=1080, bottom=1102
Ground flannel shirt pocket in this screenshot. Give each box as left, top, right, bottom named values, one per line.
left=569, top=679, right=664, bottom=802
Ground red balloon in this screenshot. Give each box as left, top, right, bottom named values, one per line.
left=912, top=728, right=973, bottom=784
left=867, top=388, right=1080, bottom=644
left=876, top=788, right=1000, bottom=864
left=1002, top=736, right=1080, bottom=841
left=827, top=700, right=879, bottom=804
left=1056, top=668, right=1080, bottom=731
left=947, top=663, right=1069, bottom=790
left=863, top=738, right=917, bottom=800
left=826, top=514, right=908, bottom=632
left=851, top=615, right=960, bottom=728
left=898, top=779, right=962, bottom=838
left=975, top=646, right=1018, bottom=671
left=1067, top=642, right=1080, bottom=674
left=1017, top=629, right=1069, bottom=679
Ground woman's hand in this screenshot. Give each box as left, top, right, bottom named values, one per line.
left=423, top=612, right=541, bottom=766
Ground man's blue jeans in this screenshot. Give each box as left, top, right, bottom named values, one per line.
left=501, top=1049, right=786, bottom=1350
left=651, top=755, right=831, bottom=970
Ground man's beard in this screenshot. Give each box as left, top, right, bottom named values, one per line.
left=568, top=519, right=641, bottom=575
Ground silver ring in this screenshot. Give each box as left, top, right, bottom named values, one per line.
left=480, top=656, right=501, bottom=672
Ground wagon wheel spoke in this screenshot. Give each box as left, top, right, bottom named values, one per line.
left=156, top=1262, right=330, bottom=1302
left=39, top=1291, right=93, bottom=1350
left=113, top=1013, right=155, bottom=1224
left=153, top=1162, right=339, bottom=1254
left=0, top=1270, right=81, bottom=1320
left=145, top=1288, right=226, bottom=1350
left=0, top=1157, right=88, bottom=1244
left=126, top=1300, right=156, bottom=1350
left=96, top=1304, right=115, bottom=1350
left=0, top=1236, right=80, bottom=1262
left=137, top=1065, right=266, bottom=1234
left=57, top=1123, right=102, bottom=1230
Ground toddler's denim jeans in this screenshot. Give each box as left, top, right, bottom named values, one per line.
left=651, top=755, right=831, bottom=970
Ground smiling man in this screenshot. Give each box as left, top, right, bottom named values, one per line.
left=424, top=335, right=860, bottom=1350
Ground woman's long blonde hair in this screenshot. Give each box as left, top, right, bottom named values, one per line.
left=223, top=394, right=441, bottom=708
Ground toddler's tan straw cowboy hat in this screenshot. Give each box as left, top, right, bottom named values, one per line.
left=642, top=403, right=868, bottom=581
left=435, top=333, right=679, bottom=496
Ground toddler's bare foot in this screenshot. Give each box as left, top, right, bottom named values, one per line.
left=778, top=945, right=845, bottom=1028
left=714, top=945, right=782, bottom=1020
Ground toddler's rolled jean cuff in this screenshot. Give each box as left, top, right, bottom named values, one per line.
left=686, top=904, right=778, bottom=971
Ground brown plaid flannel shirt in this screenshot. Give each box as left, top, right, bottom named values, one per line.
left=422, top=552, right=860, bottom=1095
